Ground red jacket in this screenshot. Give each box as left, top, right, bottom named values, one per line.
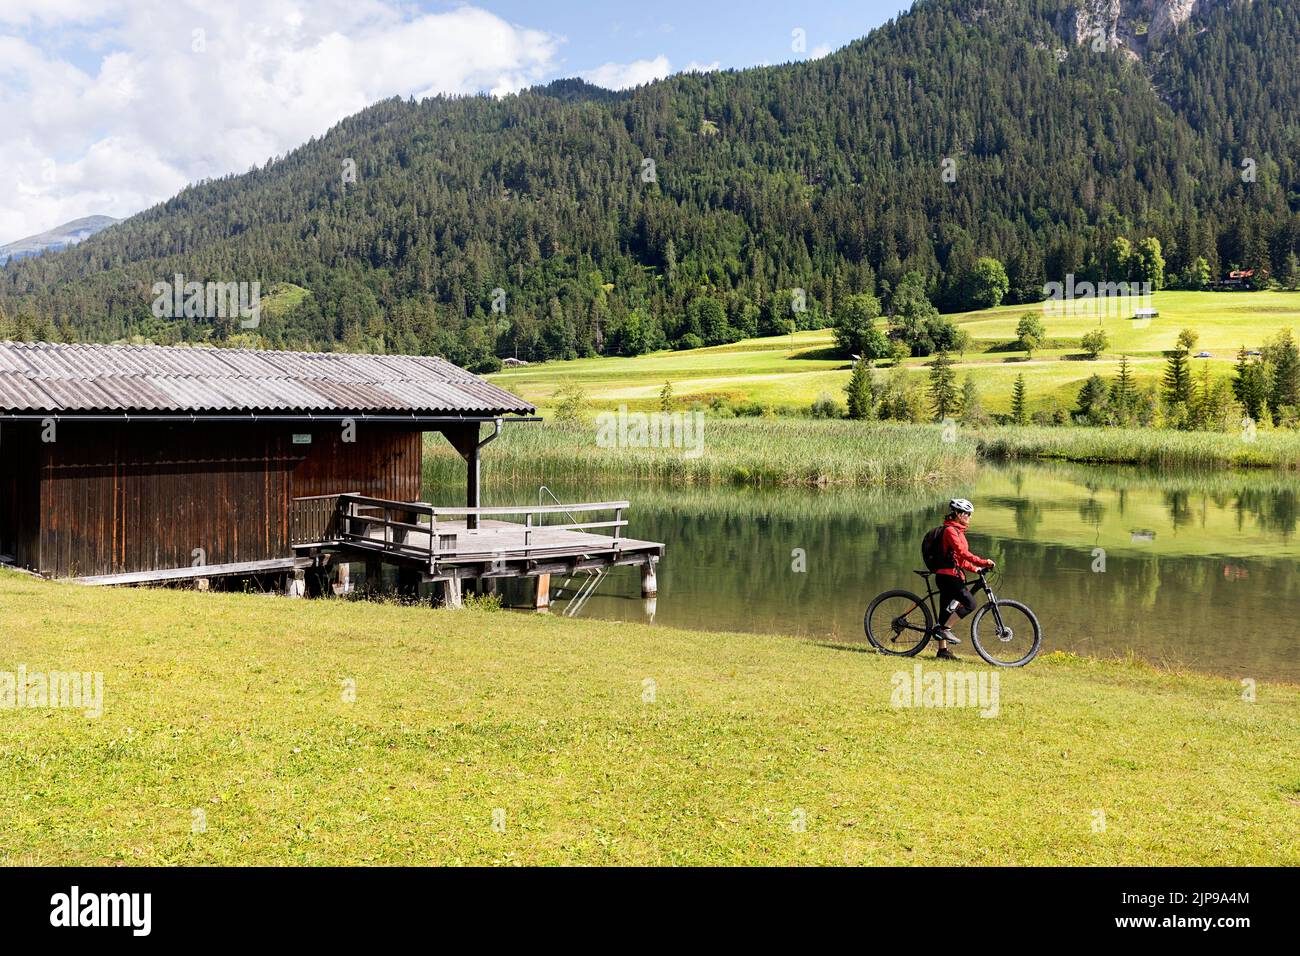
left=938, top=518, right=993, bottom=578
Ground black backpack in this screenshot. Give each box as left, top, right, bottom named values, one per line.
left=921, top=526, right=950, bottom=572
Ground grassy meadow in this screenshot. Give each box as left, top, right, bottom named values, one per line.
left=492, top=290, right=1300, bottom=418
left=1, top=569, right=1296, bottom=866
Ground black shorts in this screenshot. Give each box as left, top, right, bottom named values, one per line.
left=937, top=574, right=976, bottom=619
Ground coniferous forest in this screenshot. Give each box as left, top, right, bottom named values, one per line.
left=2, top=0, right=1298, bottom=372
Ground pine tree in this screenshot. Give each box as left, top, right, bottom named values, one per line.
left=1010, top=373, right=1028, bottom=425
left=1282, top=252, right=1300, bottom=291
left=1266, top=329, right=1300, bottom=420
left=1163, top=349, right=1190, bottom=410
left=1233, top=346, right=1271, bottom=423
left=928, top=350, right=958, bottom=420
left=659, top=381, right=674, bottom=412
left=845, top=359, right=875, bottom=420
left=1075, top=374, right=1111, bottom=424
left=1113, top=354, right=1135, bottom=414
left=958, top=374, right=986, bottom=424
left=1163, top=329, right=1197, bottom=409
left=1190, top=362, right=1214, bottom=430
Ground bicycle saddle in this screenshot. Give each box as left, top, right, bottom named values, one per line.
left=913, top=569, right=933, bottom=578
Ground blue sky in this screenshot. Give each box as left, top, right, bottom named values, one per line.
left=0, top=0, right=911, bottom=244
left=472, top=0, right=909, bottom=77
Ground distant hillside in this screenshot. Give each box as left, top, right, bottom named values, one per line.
left=1, top=0, right=1297, bottom=369
left=0, top=215, right=119, bottom=264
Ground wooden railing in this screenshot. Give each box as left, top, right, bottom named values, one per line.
left=289, top=492, right=355, bottom=547
left=327, top=494, right=630, bottom=568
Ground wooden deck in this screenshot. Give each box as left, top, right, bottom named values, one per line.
left=59, top=494, right=663, bottom=596
left=293, top=494, right=664, bottom=583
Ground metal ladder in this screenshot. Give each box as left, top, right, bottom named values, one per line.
left=539, top=485, right=606, bottom=616
left=537, top=484, right=579, bottom=524
left=559, top=567, right=607, bottom=617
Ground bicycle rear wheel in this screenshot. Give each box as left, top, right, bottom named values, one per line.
left=864, top=590, right=933, bottom=656
left=970, top=599, right=1042, bottom=667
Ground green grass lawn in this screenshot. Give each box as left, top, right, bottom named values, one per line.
left=2, top=570, right=1296, bottom=865
left=493, top=290, right=1300, bottom=417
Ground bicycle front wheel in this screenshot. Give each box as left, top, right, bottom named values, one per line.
left=970, top=599, right=1042, bottom=667
left=864, top=590, right=933, bottom=656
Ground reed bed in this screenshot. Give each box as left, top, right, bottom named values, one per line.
left=975, top=425, right=1300, bottom=470
left=425, top=417, right=981, bottom=488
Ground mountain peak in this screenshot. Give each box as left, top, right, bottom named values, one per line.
left=0, top=215, right=120, bottom=264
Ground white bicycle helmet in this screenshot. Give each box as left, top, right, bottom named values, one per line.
left=949, top=498, right=974, bottom=515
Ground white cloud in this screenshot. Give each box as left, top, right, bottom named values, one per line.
left=0, top=1, right=563, bottom=243
left=581, top=54, right=671, bottom=91
left=809, top=44, right=834, bottom=59
left=0, top=0, right=122, bottom=28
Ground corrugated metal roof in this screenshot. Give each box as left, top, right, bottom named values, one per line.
left=0, top=341, right=535, bottom=416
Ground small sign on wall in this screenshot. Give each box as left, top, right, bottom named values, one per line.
left=292, top=433, right=312, bottom=445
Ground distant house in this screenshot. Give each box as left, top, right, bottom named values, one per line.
left=1133, top=307, right=1158, bottom=319
left=501, top=357, right=530, bottom=367
left=1218, top=269, right=1256, bottom=289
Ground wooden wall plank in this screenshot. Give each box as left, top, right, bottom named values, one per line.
left=22, top=421, right=426, bottom=578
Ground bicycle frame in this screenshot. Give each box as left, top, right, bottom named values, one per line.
left=897, top=571, right=999, bottom=637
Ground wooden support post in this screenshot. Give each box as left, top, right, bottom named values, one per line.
left=466, top=445, right=481, bottom=531
left=284, top=568, right=306, bottom=598
left=534, top=573, right=551, bottom=611
left=441, top=420, right=499, bottom=533
left=194, top=577, right=209, bottom=592
left=440, top=576, right=463, bottom=609
left=640, top=558, right=658, bottom=597
left=334, top=562, right=351, bottom=596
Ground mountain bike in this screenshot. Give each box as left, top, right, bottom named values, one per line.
left=863, top=569, right=1041, bottom=667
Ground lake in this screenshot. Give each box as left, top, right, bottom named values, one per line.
left=447, top=461, right=1300, bottom=683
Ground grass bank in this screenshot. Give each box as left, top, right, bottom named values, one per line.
left=0, top=571, right=1295, bottom=865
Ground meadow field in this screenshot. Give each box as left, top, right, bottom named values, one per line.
left=1, top=569, right=1295, bottom=866
left=492, top=290, right=1300, bottom=417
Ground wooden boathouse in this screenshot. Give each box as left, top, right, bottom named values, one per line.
left=0, top=341, right=662, bottom=606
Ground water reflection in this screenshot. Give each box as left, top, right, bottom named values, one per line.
left=449, top=462, right=1300, bottom=682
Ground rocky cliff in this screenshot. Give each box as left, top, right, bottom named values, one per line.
left=1066, top=0, right=1231, bottom=53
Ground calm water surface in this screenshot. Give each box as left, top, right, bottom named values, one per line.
left=444, top=461, right=1300, bottom=682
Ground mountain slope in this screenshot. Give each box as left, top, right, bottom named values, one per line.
left=1, top=0, right=1296, bottom=368
left=0, top=215, right=119, bottom=265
